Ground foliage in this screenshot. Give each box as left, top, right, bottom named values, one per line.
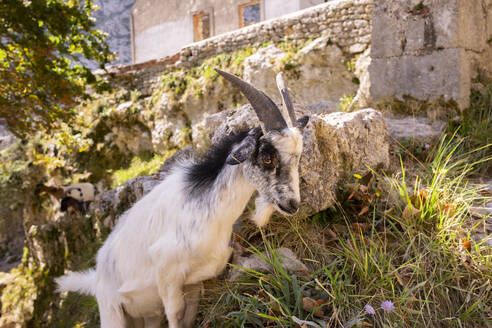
left=0, top=0, right=113, bottom=137
left=110, top=151, right=174, bottom=189
left=338, top=94, right=354, bottom=112
left=447, top=81, right=492, bottom=174
left=158, top=39, right=311, bottom=111
left=0, top=248, right=50, bottom=327
left=160, top=46, right=256, bottom=107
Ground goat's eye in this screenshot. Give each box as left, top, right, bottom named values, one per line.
left=263, top=159, right=272, bottom=165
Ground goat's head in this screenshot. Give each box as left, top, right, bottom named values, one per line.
left=216, top=69, right=309, bottom=216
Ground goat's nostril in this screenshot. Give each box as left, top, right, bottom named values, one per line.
left=289, top=199, right=300, bottom=212
left=277, top=199, right=300, bottom=214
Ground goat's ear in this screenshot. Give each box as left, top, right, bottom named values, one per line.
left=226, top=127, right=261, bottom=165
left=296, top=115, right=309, bottom=130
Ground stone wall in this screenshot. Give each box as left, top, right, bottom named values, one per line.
left=368, top=0, right=492, bottom=109
left=178, top=0, right=373, bottom=65
left=108, top=0, right=373, bottom=95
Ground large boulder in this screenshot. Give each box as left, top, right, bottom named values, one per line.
left=241, top=38, right=358, bottom=107
left=243, top=45, right=287, bottom=95
left=293, top=37, right=359, bottom=106
left=196, top=104, right=390, bottom=215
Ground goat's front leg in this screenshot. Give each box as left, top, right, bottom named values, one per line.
left=183, top=282, right=202, bottom=328
left=157, top=270, right=185, bottom=328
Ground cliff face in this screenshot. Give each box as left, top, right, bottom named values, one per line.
left=93, top=0, right=134, bottom=67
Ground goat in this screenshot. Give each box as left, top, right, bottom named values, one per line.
left=55, top=70, right=309, bottom=328
left=36, top=182, right=95, bottom=214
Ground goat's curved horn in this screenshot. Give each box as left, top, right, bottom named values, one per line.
left=215, top=69, right=287, bottom=132
left=276, top=72, right=296, bottom=127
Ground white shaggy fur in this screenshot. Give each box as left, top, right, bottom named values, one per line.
left=56, top=127, right=304, bottom=328
left=56, top=269, right=96, bottom=295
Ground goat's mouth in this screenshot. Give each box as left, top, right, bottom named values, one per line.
left=276, top=202, right=299, bottom=215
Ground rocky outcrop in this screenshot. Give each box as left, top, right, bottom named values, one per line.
left=148, top=36, right=360, bottom=153
left=0, top=104, right=389, bottom=326
left=26, top=104, right=390, bottom=274
left=242, top=42, right=358, bottom=108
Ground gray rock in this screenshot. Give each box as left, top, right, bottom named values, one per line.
left=471, top=233, right=492, bottom=247
left=229, top=248, right=307, bottom=281
left=197, top=104, right=390, bottom=215
left=352, top=47, right=371, bottom=108
left=483, top=181, right=492, bottom=195
left=469, top=205, right=492, bottom=219
left=384, top=116, right=446, bottom=141
left=0, top=126, right=18, bottom=152
left=243, top=45, right=287, bottom=95
left=294, top=40, right=358, bottom=106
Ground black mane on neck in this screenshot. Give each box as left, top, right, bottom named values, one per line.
left=185, top=130, right=250, bottom=195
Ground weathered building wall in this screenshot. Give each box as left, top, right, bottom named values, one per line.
left=368, top=0, right=492, bottom=109
left=134, top=17, right=194, bottom=63
left=131, top=0, right=328, bottom=63
left=117, top=0, right=373, bottom=94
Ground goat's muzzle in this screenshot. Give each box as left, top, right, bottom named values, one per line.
left=277, top=198, right=300, bottom=215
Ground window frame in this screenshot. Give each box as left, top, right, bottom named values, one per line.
left=192, top=8, right=214, bottom=42
left=238, top=0, right=263, bottom=28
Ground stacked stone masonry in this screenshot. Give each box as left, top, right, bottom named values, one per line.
left=179, top=0, right=373, bottom=65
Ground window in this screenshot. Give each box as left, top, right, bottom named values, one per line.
left=239, top=0, right=261, bottom=28
left=193, top=11, right=211, bottom=42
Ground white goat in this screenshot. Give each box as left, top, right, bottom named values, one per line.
left=56, top=70, right=309, bottom=328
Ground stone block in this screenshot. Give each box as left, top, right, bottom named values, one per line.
left=384, top=116, right=446, bottom=140
left=369, top=48, right=471, bottom=108
left=370, top=1, right=404, bottom=58
left=372, top=0, right=487, bottom=57
left=457, top=0, right=487, bottom=52
left=404, top=16, right=429, bottom=53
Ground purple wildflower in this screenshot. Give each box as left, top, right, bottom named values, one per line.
left=364, top=304, right=376, bottom=315
left=381, top=300, right=395, bottom=313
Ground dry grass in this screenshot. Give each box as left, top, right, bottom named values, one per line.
left=196, top=133, right=491, bottom=328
